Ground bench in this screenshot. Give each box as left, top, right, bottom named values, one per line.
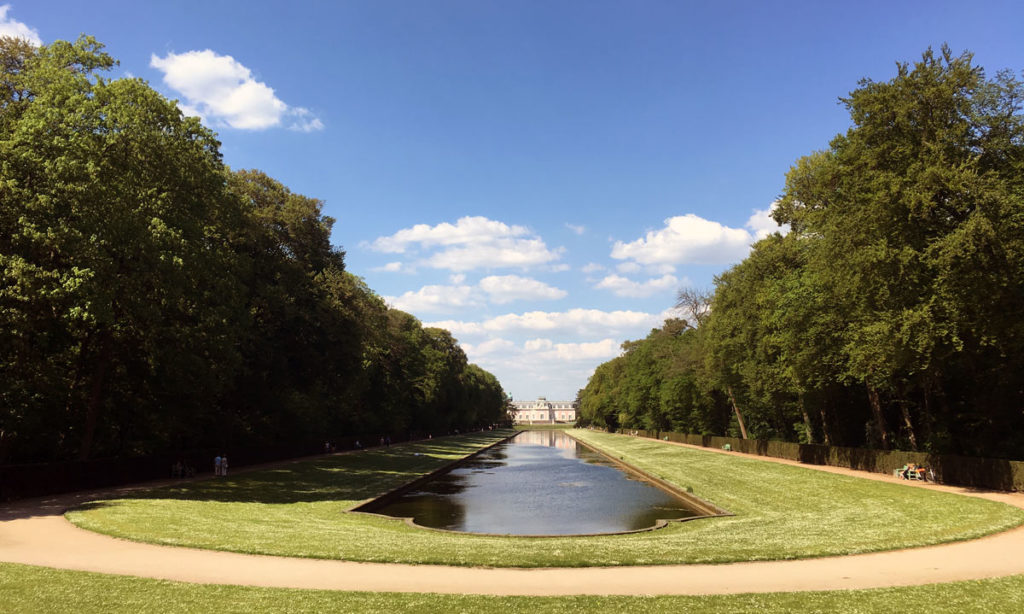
left=894, top=464, right=928, bottom=481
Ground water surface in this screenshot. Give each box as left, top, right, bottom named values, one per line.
left=365, top=430, right=699, bottom=535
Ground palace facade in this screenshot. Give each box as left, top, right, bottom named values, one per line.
left=509, top=397, right=577, bottom=424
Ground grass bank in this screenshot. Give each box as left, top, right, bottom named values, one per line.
left=67, top=430, right=1024, bottom=566
left=2, top=563, right=1023, bottom=613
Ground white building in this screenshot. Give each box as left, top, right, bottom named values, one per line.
left=510, top=397, right=577, bottom=424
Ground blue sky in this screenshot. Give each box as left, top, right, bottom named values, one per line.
left=6, top=1, right=1024, bottom=400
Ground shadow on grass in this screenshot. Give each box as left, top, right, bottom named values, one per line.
left=74, top=433, right=511, bottom=506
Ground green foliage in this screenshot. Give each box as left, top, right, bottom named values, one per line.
left=579, top=46, right=1024, bottom=458
left=578, top=319, right=731, bottom=436
left=0, top=37, right=507, bottom=463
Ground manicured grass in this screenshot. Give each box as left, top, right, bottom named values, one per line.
left=66, top=430, right=1024, bottom=567
left=2, top=563, right=1023, bottom=613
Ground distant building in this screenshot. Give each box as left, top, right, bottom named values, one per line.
left=510, top=397, right=577, bottom=424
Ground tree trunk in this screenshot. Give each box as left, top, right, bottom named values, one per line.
left=920, top=375, right=935, bottom=446
left=819, top=403, right=832, bottom=446
left=900, top=401, right=919, bottom=451
left=866, top=384, right=890, bottom=450
left=726, top=387, right=749, bottom=440
left=799, top=393, right=814, bottom=443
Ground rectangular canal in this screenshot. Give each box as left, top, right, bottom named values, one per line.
left=358, top=430, right=706, bottom=536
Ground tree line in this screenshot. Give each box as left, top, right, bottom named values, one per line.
left=578, top=47, right=1024, bottom=459
left=0, top=36, right=507, bottom=464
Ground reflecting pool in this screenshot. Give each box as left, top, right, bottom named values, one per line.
left=361, top=430, right=701, bottom=535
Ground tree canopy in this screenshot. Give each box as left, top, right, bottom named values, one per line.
left=578, top=47, right=1024, bottom=459
left=0, top=37, right=507, bottom=463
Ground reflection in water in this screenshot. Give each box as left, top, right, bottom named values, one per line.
left=368, top=430, right=699, bottom=535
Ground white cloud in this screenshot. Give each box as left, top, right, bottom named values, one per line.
left=520, top=338, right=621, bottom=362
left=565, top=223, right=586, bottom=235
left=479, top=275, right=567, bottom=304
left=288, top=107, right=324, bottom=133
left=594, top=274, right=680, bottom=298
left=425, top=240, right=563, bottom=272
left=745, top=201, right=788, bottom=240
left=539, top=338, right=622, bottom=361
left=611, top=214, right=751, bottom=268
left=369, top=216, right=528, bottom=253
left=383, top=275, right=566, bottom=314
left=461, top=338, right=516, bottom=357
left=581, top=263, right=605, bottom=274
left=0, top=5, right=40, bottom=46
left=424, top=319, right=485, bottom=337
left=149, top=50, right=323, bottom=132
left=524, top=338, right=554, bottom=352
left=374, top=261, right=404, bottom=272
left=648, top=263, right=680, bottom=275
left=368, top=216, right=563, bottom=272
left=610, top=205, right=788, bottom=270
left=616, top=261, right=642, bottom=273
left=384, top=284, right=480, bottom=313
left=434, top=308, right=681, bottom=400
left=427, top=308, right=665, bottom=338
left=461, top=336, right=623, bottom=400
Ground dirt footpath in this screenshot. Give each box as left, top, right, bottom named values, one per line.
left=2, top=442, right=1023, bottom=596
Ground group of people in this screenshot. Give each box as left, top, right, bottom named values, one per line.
left=898, top=462, right=929, bottom=481
left=213, top=454, right=229, bottom=477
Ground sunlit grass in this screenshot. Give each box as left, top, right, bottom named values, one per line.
left=3, top=563, right=1023, bottom=613
left=66, top=430, right=1024, bottom=567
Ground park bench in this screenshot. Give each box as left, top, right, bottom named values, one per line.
left=894, top=463, right=929, bottom=481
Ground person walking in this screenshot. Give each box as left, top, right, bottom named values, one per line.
left=221, top=455, right=228, bottom=477
left=214, top=454, right=222, bottom=477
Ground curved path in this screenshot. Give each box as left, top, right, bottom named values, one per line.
left=2, top=443, right=1024, bottom=596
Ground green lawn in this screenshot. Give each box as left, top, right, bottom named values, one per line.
left=2, top=563, right=1023, bottom=613
left=66, top=429, right=1024, bottom=567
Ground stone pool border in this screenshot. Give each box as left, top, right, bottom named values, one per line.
left=351, top=429, right=732, bottom=537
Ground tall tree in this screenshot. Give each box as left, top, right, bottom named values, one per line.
left=775, top=46, right=1024, bottom=454
left=580, top=47, right=1024, bottom=457
left=1, top=37, right=245, bottom=460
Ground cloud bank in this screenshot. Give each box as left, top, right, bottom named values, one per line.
left=426, top=307, right=666, bottom=338
left=369, top=216, right=564, bottom=272
left=479, top=275, right=567, bottom=304
left=459, top=335, right=625, bottom=401
left=594, top=273, right=680, bottom=298
left=385, top=275, right=567, bottom=313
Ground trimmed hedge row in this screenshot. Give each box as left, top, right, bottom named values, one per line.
left=629, top=430, right=1024, bottom=492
